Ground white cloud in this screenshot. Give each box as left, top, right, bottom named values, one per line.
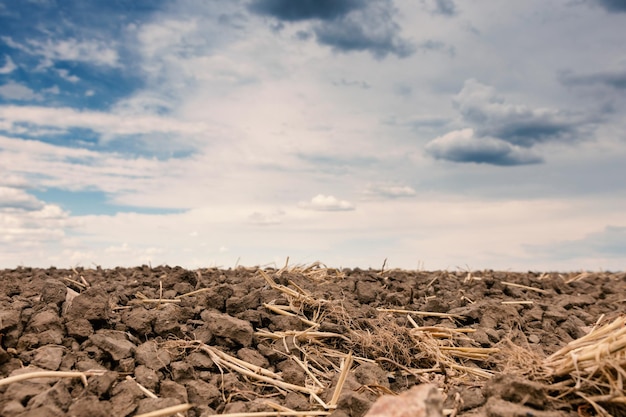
left=57, top=69, right=80, bottom=83
left=0, top=187, right=44, bottom=210
left=43, top=85, right=61, bottom=94
left=299, top=194, right=355, bottom=211
left=364, top=183, right=416, bottom=198
left=248, top=210, right=285, bottom=225
left=0, top=55, right=17, bottom=74
left=0, top=105, right=209, bottom=138
left=0, top=82, right=43, bottom=101
left=2, top=36, right=119, bottom=67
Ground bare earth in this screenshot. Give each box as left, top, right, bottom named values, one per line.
left=0, top=265, right=624, bottom=417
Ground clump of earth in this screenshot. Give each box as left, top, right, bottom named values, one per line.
left=0, top=265, right=624, bottom=417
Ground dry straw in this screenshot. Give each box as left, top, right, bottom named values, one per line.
left=544, top=315, right=626, bottom=416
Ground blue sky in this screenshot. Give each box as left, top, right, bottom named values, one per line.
left=1, top=0, right=625, bottom=270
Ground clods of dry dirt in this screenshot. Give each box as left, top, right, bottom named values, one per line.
left=0, top=265, right=624, bottom=417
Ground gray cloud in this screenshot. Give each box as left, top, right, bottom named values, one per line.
left=249, top=0, right=415, bottom=59
left=333, top=78, right=371, bottom=89
left=364, top=183, right=416, bottom=198
left=425, top=129, right=543, bottom=166
left=453, top=79, right=586, bottom=147
left=422, top=0, right=457, bottom=16
left=0, top=82, right=43, bottom=101
left=424, top=80, right=591, bottom=165
left=248, top=0, right=363, bottom=21
left=560, top=69, right=626, bottom=90
left=593, top=0, right=626, bottom=12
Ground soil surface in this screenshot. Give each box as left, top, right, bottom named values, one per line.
left=0, top=266, right=624, bottom=417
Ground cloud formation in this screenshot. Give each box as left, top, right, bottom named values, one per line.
left=593, top=0, right=626, bottom=12
left=364, top=183, right=416, bottom=198
left=560, top=69, right=626, bottom=90
left=425, top=80, right=589, bottom=165
left=2, top=36, right=119, bottom=67
left=0, top=187, right=44, bottom=210
left=249, top=0, right=414, bottom=59
left=425, top=128, right=543, bottom=166
left=298, top=194, right=355, bottom=211
left=422, top=0, right=457, bottom=16
left=248, top=210, right=285, bottom=225
left=248, top=0, right=363, bottom=21
left=0, top=55, right=16, bottom=74
left=0, top=82, right=42, bottom=101
left=454, top=79, right=582, bottom=147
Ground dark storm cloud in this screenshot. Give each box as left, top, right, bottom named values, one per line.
left=249, top=0, right=415, bottom=59
left=560, top=69, right=626, bottom=90
left=247, top=0, right=363, bottom=21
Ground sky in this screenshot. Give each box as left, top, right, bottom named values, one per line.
left=1, top=0, right=625, bottom=271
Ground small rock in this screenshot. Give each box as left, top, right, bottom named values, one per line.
left=122, top=307, right=154, bottom=336
left=170, top=360, right=195, bottom=381
left=89, top=330, right=136, bottom=361
left=528, top=334, right=541, bottom=344
left=110, top=379, right=144, bottom=417
left=237, top=347, right=269, bottom=369
left=485, top=397, right=568, bottom=417
left=284, top=392, right=310, bottom=411
left=153, top=304, right=191, bottom=336
left=67, top=395, right=109, bottom=417
left=160, top=380, right=188, bottom=404
left=187, top=351, right=215, bottom=369
left=337, top=390, right=373, bottom=417
left=135, top=364, right=159, bottom=391
left=484, top=375, right=547, bottom=409
left=135, top=398, right=182, bottom=415
left=1, top=400, right=25, bottom=416
left=66, top=319, right=94, bottom=339
left=354, top=363, right=390, bottom=388
left=17, top=405, right=64, bottom=417
left=185, top=379, right=221, bottom=407
left=27, top=380, right=72, bottom=411
left=365, top=384, right=443, bottom=417
left=0, top=309, right=20, bottom=332
left=135, top=340, right=171, bottom=371
left=356, top=281, right=379, bottom=304
left=201, top=310, right=254, bottom=347
left=38, top=329, right=64, bottom=345
left=28, top=310, right=63, bottom=334
left=87, top=371, right=118, bottom=398
left=66, top=287, right=110, bottom=322
left=32, top=346, right=64, bottom=370
left=41, top=279, right=67, bottom=306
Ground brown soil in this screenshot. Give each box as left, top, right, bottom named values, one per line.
left=0, top=265, right=624, bottom=417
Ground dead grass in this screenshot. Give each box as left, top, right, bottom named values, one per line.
left=543, top=316, right=626, bottom=416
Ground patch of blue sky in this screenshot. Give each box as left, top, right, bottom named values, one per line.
left=32, top=188, right=184, bottom=216
left=0, top=1, right=165, bottom=110
left=0, top=53, right=146, bottom=111
left=2, top=127, right=100, bottom=147
left=0, top=1, right=166, bottom=40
